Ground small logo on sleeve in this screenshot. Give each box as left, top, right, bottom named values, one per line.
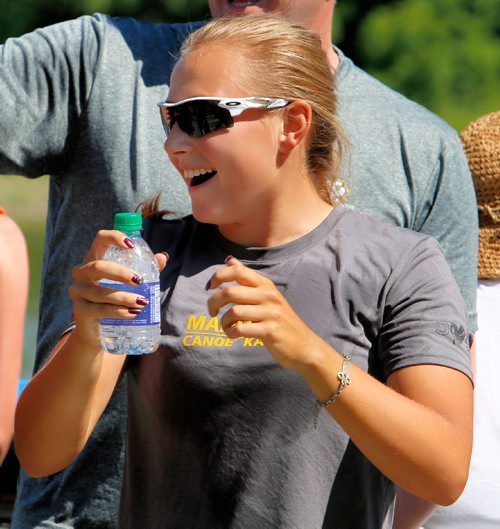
left=435, top=321, right=470, bottom=348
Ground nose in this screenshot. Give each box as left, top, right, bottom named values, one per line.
left=164, top=124, right=193, bottom=159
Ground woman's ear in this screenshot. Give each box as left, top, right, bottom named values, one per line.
left=279, top=100, right=312, bottom=153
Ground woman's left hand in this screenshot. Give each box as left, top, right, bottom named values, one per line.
left=206, top=256, right=320, bottom=372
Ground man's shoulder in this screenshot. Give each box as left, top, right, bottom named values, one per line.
left=79, top=15, right=204, bottom=87
left=335, top=47, right=458, bottom=141
left=50, top=13, right=203, bottom=54
left=3, top=14, right=200, bottom=59
left=102, top=15, right=203, bottom=45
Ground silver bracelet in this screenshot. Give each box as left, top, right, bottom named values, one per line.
left=314, top=355, right=352, bottom=428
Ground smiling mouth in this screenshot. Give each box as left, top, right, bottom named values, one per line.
left=192, top=170, right=216, bottom=186
left=184, top=169, right=217, bottom=187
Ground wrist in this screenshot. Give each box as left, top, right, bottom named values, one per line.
left=314, top=354, right=351, bottom=428
left=70, top=323, right=103, bottom=355
left=297, top=339, right=351, bottom=402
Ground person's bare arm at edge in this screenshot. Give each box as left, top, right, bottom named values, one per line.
left=392, top=336, right=476, bottom=529
left=15, top=230, right=168, bottom=477
left=0, top=215, right=28, bottom=465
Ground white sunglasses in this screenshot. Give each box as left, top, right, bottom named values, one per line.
left=158, top=96, right=290, bottom=137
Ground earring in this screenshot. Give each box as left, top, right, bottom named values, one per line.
left=331, top=178, right=352, bottom=207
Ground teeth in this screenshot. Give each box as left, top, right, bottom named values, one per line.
left=230, top=1, right=259, bottom=6
left=184, top=168, right=216, bottom=179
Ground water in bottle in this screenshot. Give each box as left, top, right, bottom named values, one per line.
left=99, top=212, right=161, bottom=355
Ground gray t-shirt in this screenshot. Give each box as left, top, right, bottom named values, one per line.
left=0, top=14, right=477, bottom=528
left=120, top=208, right=471, bottom=529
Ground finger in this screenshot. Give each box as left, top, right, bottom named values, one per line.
left=207, top=257, right=271, bottom=290
left=155, top=251, right=169, bottom=272
left=207, top=284, right=262, bottom=317
left=219, top=304, right=264, bottom=332
left=83, top=229, right=137, bottom=263
left=223, top=320, right=265, bottom=341
left=72, top=297, right=147, bottom=325
left=69, top=282, right=150, bottom=310
left=72, top=260, right=145, bottom=287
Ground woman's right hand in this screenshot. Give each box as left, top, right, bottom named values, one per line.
left=68, top=230, right=168, bottom=347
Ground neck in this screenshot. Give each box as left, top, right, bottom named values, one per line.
left=301, top=2, right=339, bottom=71
left=326, top=46, right=340, bottom=72
left=218, top=188, right=334, bottom=248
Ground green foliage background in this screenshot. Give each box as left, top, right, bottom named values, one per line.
left=1, top=0, right=498, bottom=131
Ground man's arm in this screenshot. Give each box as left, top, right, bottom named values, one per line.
left=0, top=15, right=102, bottom=177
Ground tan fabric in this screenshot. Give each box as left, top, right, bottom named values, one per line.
left=460, top=111, right=500, bottom=278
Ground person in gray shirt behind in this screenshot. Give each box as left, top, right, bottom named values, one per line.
left=1, top=1, right=477, bottom=527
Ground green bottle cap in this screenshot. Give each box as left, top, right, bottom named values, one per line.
left=113, top=212, right=143, bottom=231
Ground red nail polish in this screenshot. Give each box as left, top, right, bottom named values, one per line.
left=124, top=237, right=135, bottom=249
left=131, top=274, right=144, bottom=285
left=128, top=308, right=142, bottom=315
left=136, top=297, right=149, bottom=306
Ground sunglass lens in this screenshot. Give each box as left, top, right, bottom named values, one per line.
left=161, top=101, right=235, bottom=137
left=195, top=102, right=234, bottom=137
left=160, top=107, right=174, bottom=135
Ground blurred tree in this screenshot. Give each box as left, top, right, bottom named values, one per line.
left=332, top=0, right=391, bottom=60
left=354, top=0, right=500, bottom=130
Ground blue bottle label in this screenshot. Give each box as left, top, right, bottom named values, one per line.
left=99, top=281, right=160, bottom=326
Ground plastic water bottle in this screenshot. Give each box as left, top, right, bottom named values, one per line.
left=99, top=212, right=161, bottom=355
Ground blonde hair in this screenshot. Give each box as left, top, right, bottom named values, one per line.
left=178, top=14, right=344, bottom=204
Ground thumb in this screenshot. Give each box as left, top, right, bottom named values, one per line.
left=155, top=251, right=169, bottom=272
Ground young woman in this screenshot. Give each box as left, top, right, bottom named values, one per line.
left=15, top=15, right=473, bottom=529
